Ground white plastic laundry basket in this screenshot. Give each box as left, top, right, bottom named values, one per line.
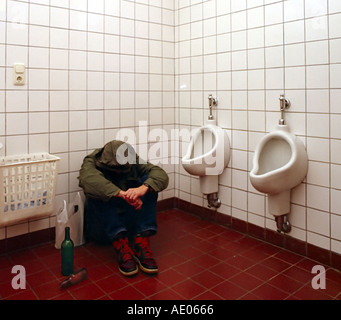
left=0, top=153, right=60, bottom=227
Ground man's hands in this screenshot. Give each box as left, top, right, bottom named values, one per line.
left=118, top=184, right=149, bottom=210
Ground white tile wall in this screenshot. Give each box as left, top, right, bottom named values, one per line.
left=176, top=0, right=341, bottom=254
left=1, top=0, right=341, bottom=256
left=0, top=0, right=175, bottom=240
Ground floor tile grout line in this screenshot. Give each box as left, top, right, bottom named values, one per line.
left=159, top=211, right=341, bottom=300
left=2, top=209, right=341, bottom=300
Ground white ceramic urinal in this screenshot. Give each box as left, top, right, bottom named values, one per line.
left=250, top=95, right=309, bottom=232
left=181, top=95, right=230, bottom=208
left=250, top=124, right=308, bottom=232
left=182, top=119, right=230, bottom=180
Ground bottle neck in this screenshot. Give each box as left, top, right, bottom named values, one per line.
left=65, top=227, right=70, bottom=240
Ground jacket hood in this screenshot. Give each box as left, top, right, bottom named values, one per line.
left=95, top=140, right=137, bottom=173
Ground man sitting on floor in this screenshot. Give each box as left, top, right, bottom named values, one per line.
left=78, top=140, right=169, bottom=276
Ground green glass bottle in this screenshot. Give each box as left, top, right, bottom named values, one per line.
left=61, top=227, right=74, bottom=276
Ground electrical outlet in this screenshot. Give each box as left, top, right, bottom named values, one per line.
left=13, top=63, right=26, bottom=86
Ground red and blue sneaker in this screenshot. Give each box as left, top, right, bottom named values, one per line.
left=113, top=237, right=138, bottom=277
left=134, top=236, right=158, bottom=274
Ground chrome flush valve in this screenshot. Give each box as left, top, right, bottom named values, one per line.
left=208, top=95, right=218, bottom=120
left=279, top=95, right=290, bottom=125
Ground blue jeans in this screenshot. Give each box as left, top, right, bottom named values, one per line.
left=85, top=191, right=158, bottom=245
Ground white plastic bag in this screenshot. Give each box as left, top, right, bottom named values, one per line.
left=55, top=192, right=85, bottom=249
left=55, top=200, right=68, bottom=249
left=67, top=192, right=85, bottom=247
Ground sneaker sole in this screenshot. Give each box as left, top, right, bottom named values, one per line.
left=134, top=256, right=158, bottom=274
left=118, top=266, right=139, bottom=277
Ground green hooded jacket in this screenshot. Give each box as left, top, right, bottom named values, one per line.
left=78, top=140, right=169, bottom=202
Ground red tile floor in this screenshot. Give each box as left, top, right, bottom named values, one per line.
left=1, top=209, right=341, bottom=300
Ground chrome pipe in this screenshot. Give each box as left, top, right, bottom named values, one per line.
left=279, top=95, right=290, bottom=125
left=207, top=193, right=221, bottom=208
left=208, top=95, right=217, bottom=120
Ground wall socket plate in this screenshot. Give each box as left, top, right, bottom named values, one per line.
left=13, top=63, right=26, bottom=86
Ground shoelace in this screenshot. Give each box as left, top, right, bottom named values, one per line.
left=114, top=238, right=133, bottom=262
left=136, top=237, right=152, bottom=258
